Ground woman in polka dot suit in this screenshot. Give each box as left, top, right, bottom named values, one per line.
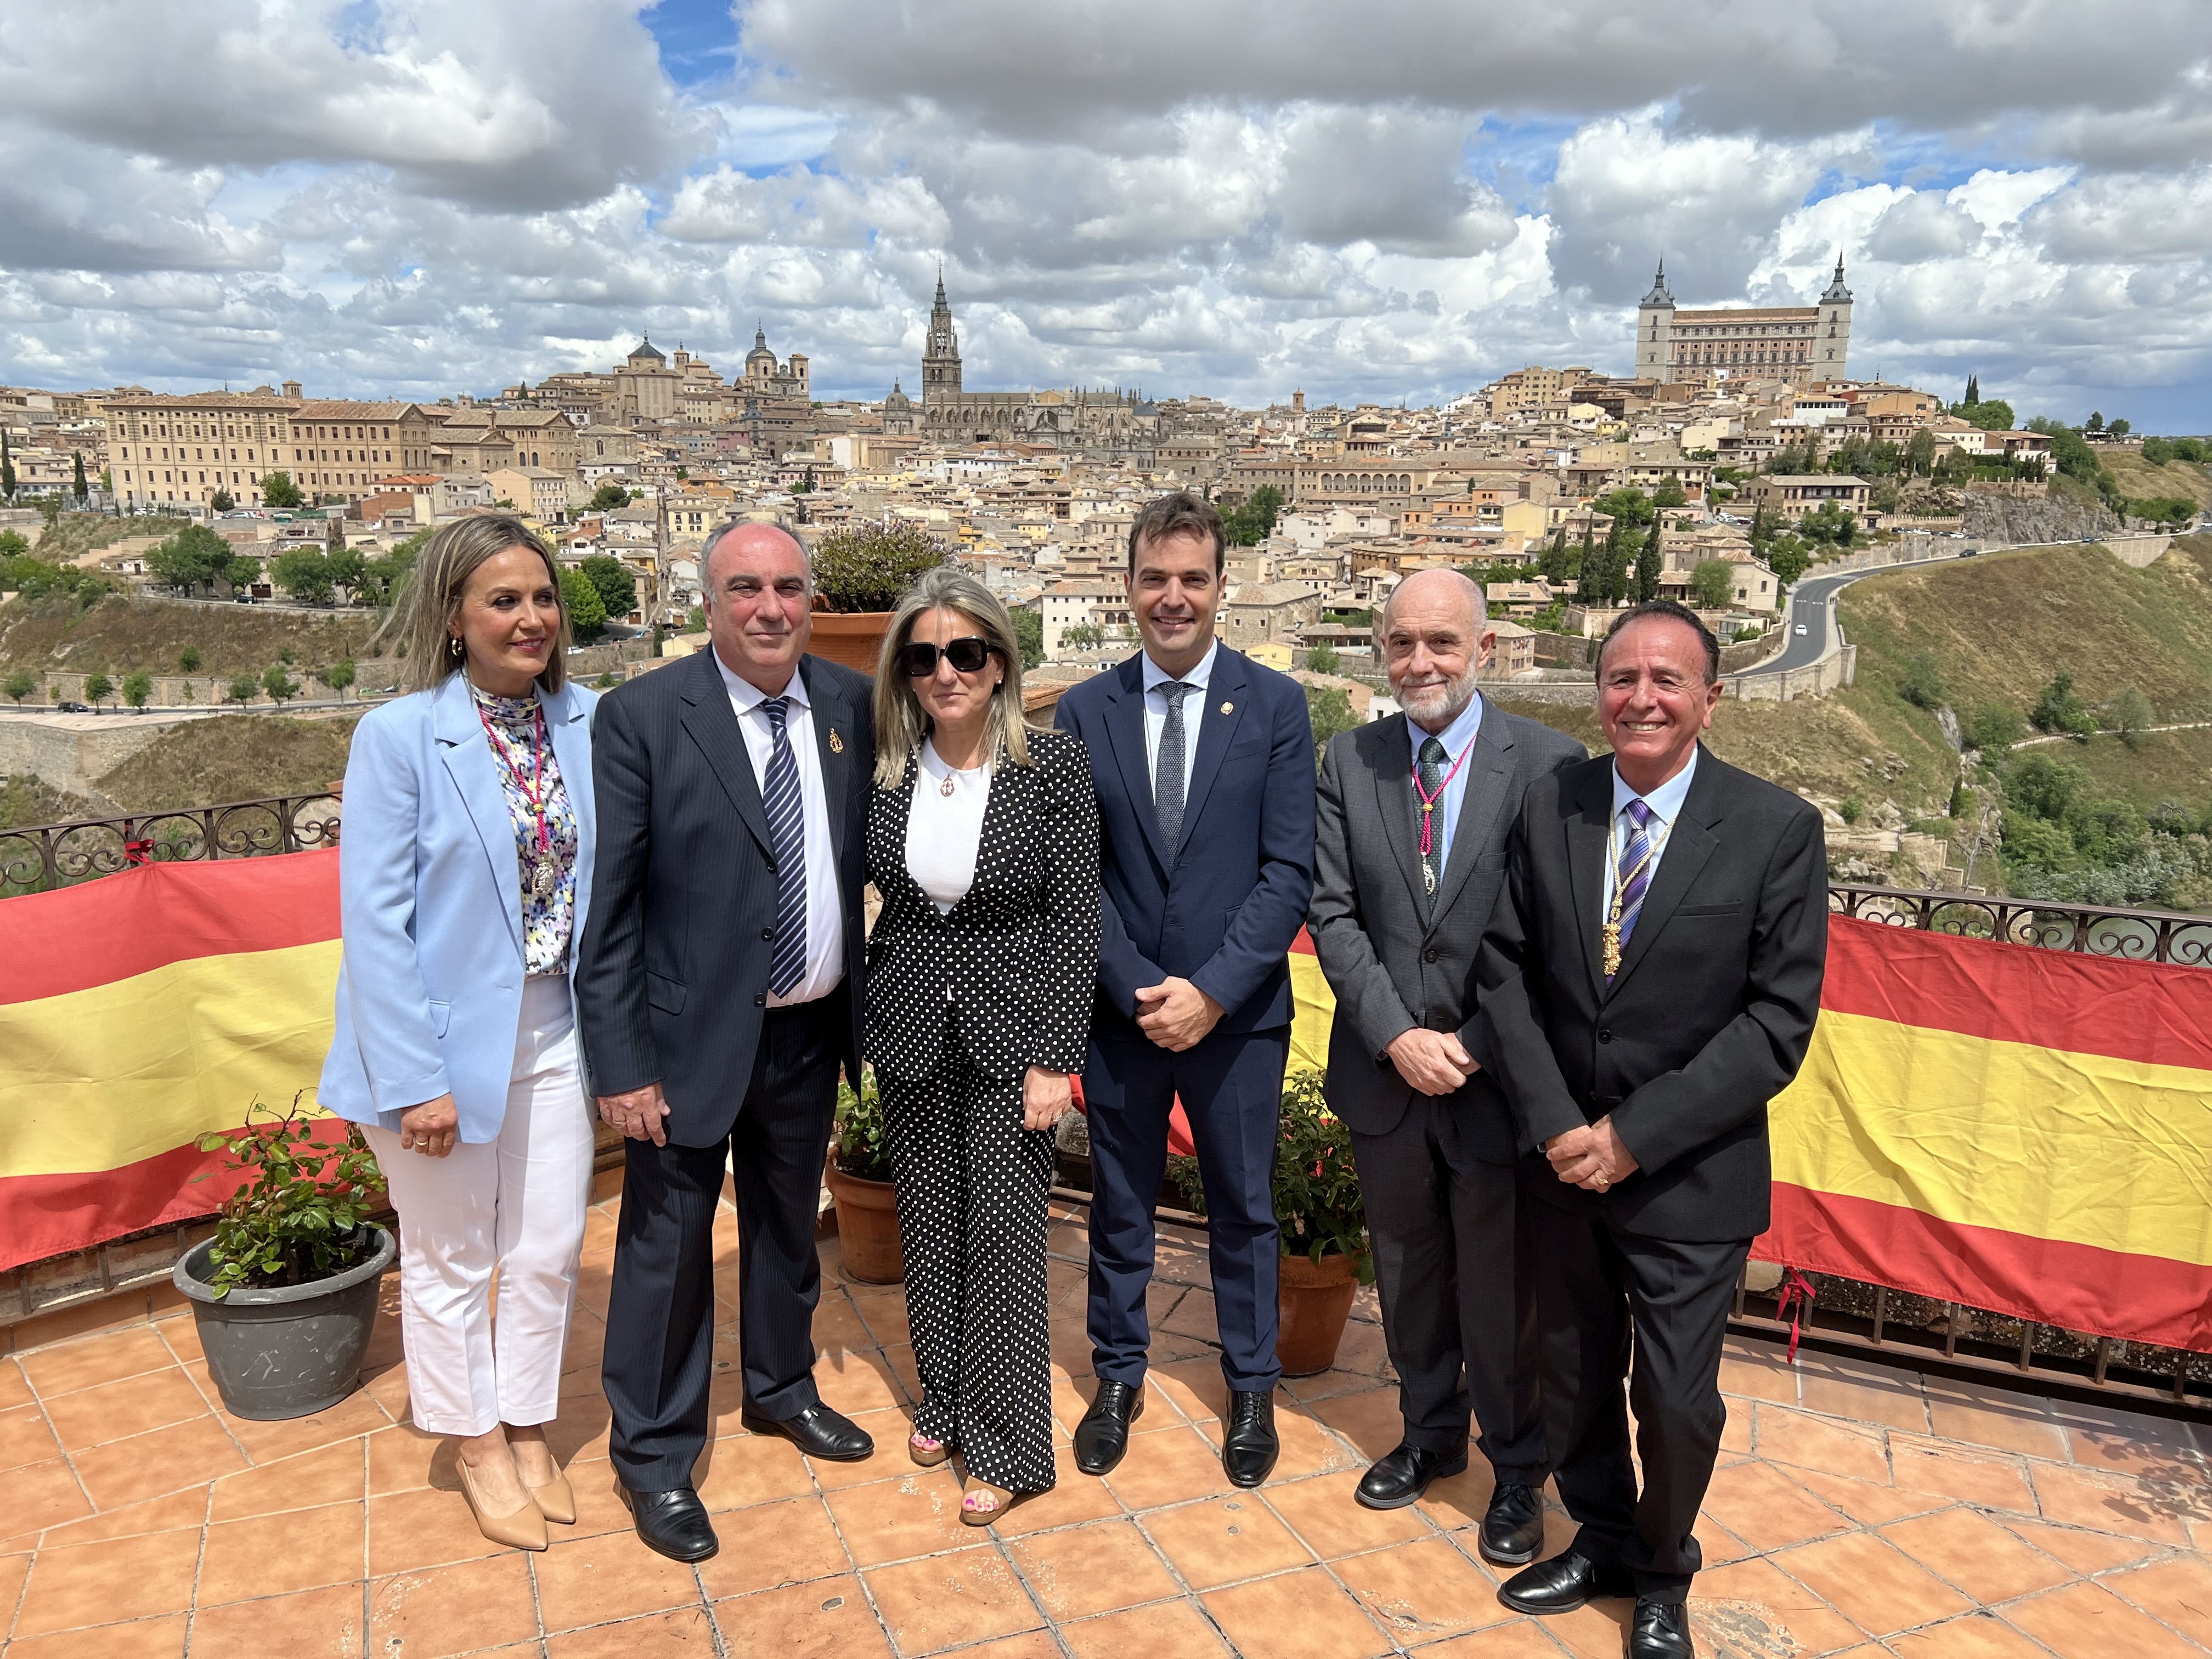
left=863, top=567, right=1101, bottom=1523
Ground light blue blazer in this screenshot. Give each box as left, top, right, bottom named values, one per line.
left=319, top=672, right=599, bottom=1144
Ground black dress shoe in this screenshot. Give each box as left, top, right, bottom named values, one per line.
left=1221, top=1389, right=1279, bottom=1488
left=1497, top=1549, right=1635, bottom=1616
left=617, top=1484, right=718, bottom=1562
left=1480, top=1481, right=1545, bottom=1566
left=1074, top=1380, right=1145, bottom=1476
left=1355, top=1443, right=1468, bottom=1510
left=1630, top=1597, right=1695, bottom=1658
left=739, top=1401, right=874, bottom=1462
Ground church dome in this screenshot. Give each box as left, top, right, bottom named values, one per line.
left=627, top=334, right=665, bottom=363
left=885, top=379, right=911, bottom=409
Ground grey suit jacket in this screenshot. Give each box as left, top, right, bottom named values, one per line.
left=1308, top=701, right=1585, bottom=1154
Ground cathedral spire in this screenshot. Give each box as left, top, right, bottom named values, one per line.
left=1821, top=254, right=1852, bottom=304
left=934, top=264, right=947, bottom=307
left=1640, top=257, right=1674, bottom=308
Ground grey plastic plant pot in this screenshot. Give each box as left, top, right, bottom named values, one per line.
left=173, top=1224, right=396, bottom=1421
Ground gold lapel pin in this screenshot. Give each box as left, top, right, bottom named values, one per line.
left=828, top=729, right=844, bottom=753
left=1220, top=701, right=1234, bottom=715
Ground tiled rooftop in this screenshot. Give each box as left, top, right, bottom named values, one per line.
left=3, top=1189, right=2209, bottom=1658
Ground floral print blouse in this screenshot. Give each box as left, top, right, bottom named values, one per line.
left=472, top=685, right=578, bottom=977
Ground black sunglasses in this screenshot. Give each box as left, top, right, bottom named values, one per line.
left=898, top=636, right=1000, bottom=677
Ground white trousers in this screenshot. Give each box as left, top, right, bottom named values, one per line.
left=364, top=975, right=595, bottom=1438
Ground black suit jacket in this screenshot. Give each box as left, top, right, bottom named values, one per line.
left=864, top=729, right=1101, bottom=1082
left=1310, top=703, right=1585, bottom=1154
left=576, top=649, right=874, bottom=1144
left=1477, top=746, right=1828, bottom=1241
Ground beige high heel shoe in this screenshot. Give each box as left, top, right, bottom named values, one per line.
left=458, top=1453, right=550, bottom=1550
left=526, top=1465, right=578, bottom=1526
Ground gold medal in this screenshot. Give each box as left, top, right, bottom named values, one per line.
left=828, top=728, right=844, bottom=753
left=532, top=858, right=556, bottom=900
left=1601, top=920, right=1622, bottom=978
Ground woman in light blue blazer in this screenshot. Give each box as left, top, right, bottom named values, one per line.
left=321, top=515, right=599, bottom=1553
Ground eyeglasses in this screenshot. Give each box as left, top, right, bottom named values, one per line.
left=898, top=636, right=999, bottom=677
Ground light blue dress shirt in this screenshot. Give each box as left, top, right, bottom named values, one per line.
left=1140, top=638, right=1217, bottom=803
left=1602, top=745, right=1700, bottom=916
left=1404, top=690, right=1486, bottom=868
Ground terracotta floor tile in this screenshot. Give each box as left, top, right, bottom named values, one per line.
left=1282, top=1367, right=1386, bottom=1407
left=1997, top=1517, right=2161, bottom=1575
left=0, top=1548, right=28, bottom=1620
left=207, top=1437, right=365, bottom=1521
left=1418, top=1622, right=1578, bottom=1657
left=40, top=1367, right=208, bottom=1452
left=0, top=1359, right=31, bottom=1411
left=2104, top=1552, right=2212, bottom=1648
left=826, top=1465, right=974, bottom=1566
left=0, top=1403, right=64, bottom=1471
left=695, top=1494, right=850, bottom=1600
left=1776, top=1530, right=1973, bottom=1638
left=950, top=1634, right=1064, bottom=1659
left=32, top=1488, right=206, bottom=1548
left=1889, top=1436, right=2038, bottom=1514
left=18, top=1327, right=179, bottom=1400
left=1888, top=1614, right=2054, bottom=1657
left=366, top=1483, right=510, bottom=1576
left=1717, top=1337, right=1803, bottom=1406
left=692, top=1427, right=822, bottom=1511
left=1698, top=1459, right=1848, bottom=1551
left=1328, top=1319, right=1396, bottom=1380
left=0, top=1611, right=190, bottom=1657
left=1689, top=1555, right=1864, bottom=1656
left=1263, top=1469, right=1435, bottom=1559
left=545, top=1605, right=722, bottom=1658
left=1754, top=1403, right=1893, bottom=1483
left=1102, top=1424, right=1237, bottom=1511
left=1141, top=1493, right=1314, bottom=1590
left=1306, top=1387, right=1405, bottom=1465
left=4, top=1295, right=157, bottom=1353
left=1880, top=1506, right=2075, bottom=1604
left=2004, top=1579, right=2205, bottom=1659
left=1060, top=1598, right=1233, bottom=1658
left=810, top=1290, right=878, bottom=1352
left=1793, top=1352, right=1930, bottom=1432
left=710, top=1573, right=893, bottom=1658
left=1202, top=1565, right=1394, bottom=1659
left=545, top=1407, right=613, bottom=1466
left=537, top=1528, right=706, bottom=1632
left=365, top=1424, right=441, bottom=1495
left=200, top=1499, right=366, bottom=1603
left=1922, top=1379, right=2070, bottom=1461
left=809, top=1348, right=911, bottom=1415
left=72, top=1414, right=247, bottom=1509
left=2049, top=1399, right=2210, bottom=1483
left=368, top=1553, right=541, bottom=1655
left=2030, top=1462, right=2199, bottom=1546
left=13, top=1526, right=203, bottom=1636
left=1719, top=1407, right=1753, bottom=1457
left=1333, top=1535, right=1517, bottom=1644
left=1009, top=1517, right=1182, bottom=1621
left=1783, top=1464, right=1949, bottom=1526
left=191, top=1583, right=366, bottom=1658
left=1413, top=1460, right=1503, bottom=1534
left=863, top=1545, right=1046, bottom=1654
left=1690, top=1514, right=1759, bottom=1570
left=219, top=1389, right=394, bottom=1464
left=1149, top=1357, right=1231, bottom=1424
left=988, top=1449, right=1128, bottom=1537
left=0, top=1460, right=93, bottom=1542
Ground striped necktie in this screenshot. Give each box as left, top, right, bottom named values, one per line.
left=761, top=696, right=808, bottom=996
left=1609, top=799, right=1656, bottom=977
left=1155, top=680, right=1191, bottom=854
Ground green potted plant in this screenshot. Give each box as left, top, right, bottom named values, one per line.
left=1171, top=1068, right=1370, bottom=1376
left=826, top=1074, right=904, bottom=1283
left=173, top=1094, right=394, bottom=1420
left=806, top=521, right=955, bottom=672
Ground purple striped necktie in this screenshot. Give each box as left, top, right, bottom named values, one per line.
left=761, top=696, right=808, bottom=996
left=1610, top=799, right=1656, bottom=975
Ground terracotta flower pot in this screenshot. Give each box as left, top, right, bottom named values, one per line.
left=808, top=611, right=894, bottom=675
left=825, top=1161, right=905, bottom=1284
left=1276, top=1249, right=1361, bottom=1378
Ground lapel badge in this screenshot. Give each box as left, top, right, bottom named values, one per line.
left=828, top=728, right=844, bottom=754
left=1220, top=701, right=1234, bottom=715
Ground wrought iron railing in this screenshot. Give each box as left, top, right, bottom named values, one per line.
left=1829, top=881, right=2212, bottom=967
left=0, top=792, right=342, bottom=894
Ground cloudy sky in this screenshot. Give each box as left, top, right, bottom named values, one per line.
left=3, top=1, right=2209, bottom=428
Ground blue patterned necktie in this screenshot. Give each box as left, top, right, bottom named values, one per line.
left=1155, top=680, right=1191, bottom=854
left=1607, top=798, right=1656, bottom=979
left=761, top=696, right=808, bottom=996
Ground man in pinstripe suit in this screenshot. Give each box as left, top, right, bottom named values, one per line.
left=578, top=520, right=877, bottom=1564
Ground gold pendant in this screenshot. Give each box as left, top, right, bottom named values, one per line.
left=828, top=728, right=843, bottom=753
left=1423, top=863, right=1437, bottom=895
left=1601, top=921, right=1622, bottom=978
left=939, top=774, right=956, bottom=797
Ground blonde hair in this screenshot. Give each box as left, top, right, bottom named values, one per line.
left=872, top=567, right=1032, bottom=787
left=385, top=515, right=570, bottom=695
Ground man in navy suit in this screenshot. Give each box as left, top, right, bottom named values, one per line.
left=1055, top=490, right=1317, bottom=1489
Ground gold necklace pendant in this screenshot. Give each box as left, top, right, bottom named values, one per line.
left=939, top=773, right=956, bottom=797
left=1601, top=920, right=1622, bottom=978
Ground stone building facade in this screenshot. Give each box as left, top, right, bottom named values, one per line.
left=1634, top=258, right=1853, bottom=386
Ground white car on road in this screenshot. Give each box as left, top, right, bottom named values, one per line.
left=1793, top=624, right=1808, bottom=635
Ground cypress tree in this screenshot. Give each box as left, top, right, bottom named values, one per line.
left=72, top=452, right=88, bottom=503
left=1637, top=518, right=1664, bottom=603
left=1, top=430, right=14, bottom=502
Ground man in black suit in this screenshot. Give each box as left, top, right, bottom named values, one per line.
left=1308, top=570, right=1583, bottom=1553
left=578, top=519, right=877, bottom=1564
left=1479, top=600, right=1827, bottom=1659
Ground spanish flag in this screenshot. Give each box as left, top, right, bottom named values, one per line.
left=1756, top=916, right=2212, bottom=1353
left=0, top=851, right=343, bottom=1273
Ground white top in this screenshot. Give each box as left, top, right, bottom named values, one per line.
left=1403, top=690, right=1486, bottom=869
left=1139, top=639, right=1218, bottom=803
left=905, top=738, right=994, bottom=914
left=1602, top=746, right=1700, bottom=917
left=714, top=650, right=845, bottom=1007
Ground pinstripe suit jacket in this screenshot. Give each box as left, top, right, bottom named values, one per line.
left=577, top=648, right=874, bottom=1146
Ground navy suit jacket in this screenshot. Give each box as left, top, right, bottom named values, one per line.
left=1055, top=645, right=1317, bottom=1038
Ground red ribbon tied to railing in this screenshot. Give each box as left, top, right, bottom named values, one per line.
left=1773, top=1266, right=1819, bottom=1364
left=122, top=838, right=155, bottom=867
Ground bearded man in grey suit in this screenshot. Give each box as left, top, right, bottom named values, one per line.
left=1308, top=569, right=1584, bottom=1551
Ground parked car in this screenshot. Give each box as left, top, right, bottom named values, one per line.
left=57, top=701, right=91, bottom=713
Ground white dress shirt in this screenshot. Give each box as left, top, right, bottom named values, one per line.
left=1403, top=691, right=1486, bottom=870
left=905, top=739, right=993, bottom=914
left=714, top=650, right=844, bottom=1006
left=1602, top=745, right=1700, bottom=917
left=1140, top=639, right=1218, bottom=804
